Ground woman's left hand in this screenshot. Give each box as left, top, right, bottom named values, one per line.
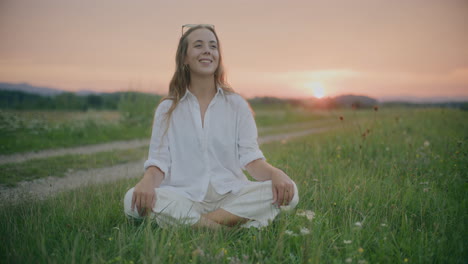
left=271, top=168, right=295, bottom=207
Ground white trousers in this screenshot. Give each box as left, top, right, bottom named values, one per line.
left=124, top=180, right=299, bottom=228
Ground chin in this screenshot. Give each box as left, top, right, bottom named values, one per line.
left=193, top=69, right=217, bottom=77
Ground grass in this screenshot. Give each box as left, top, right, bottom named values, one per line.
left=2, top=110, right=121, bottom=124
left=0, top=111, right=336, bottom=187
left=0, top=146, right=148, bottom=187
left=0, top=105, right=328, bottom=155
left=0, top=107, right=467, bottom=263
left=253, top=104, right=327, bottom=127
left=0, top=110, right=152, bottom=155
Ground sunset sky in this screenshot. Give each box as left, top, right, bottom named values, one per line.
left=1, top=0, right=467, bottom=101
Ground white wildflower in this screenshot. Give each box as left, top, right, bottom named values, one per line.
left=284, top=230, right=298, bottom=236
left=345, top=258, right=353, bottom=263
left=355, top=222, right=363, bottom=227
left=296, top=210, right=315, bottom=221
left=344, top=240, right=352, bottom=244
left=380, top=223, right=387, bottom=227
left=423, top=140, right=430, bottom=147
left=300, top=227, right=310, bottom=235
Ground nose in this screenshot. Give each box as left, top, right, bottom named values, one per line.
left=202, top=45, right=211, bottom=54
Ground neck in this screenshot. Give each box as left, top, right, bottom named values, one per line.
left=188, top=74, right=217, bottom=100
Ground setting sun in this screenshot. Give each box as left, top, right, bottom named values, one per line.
left=305, top=82, right=326, bottom=98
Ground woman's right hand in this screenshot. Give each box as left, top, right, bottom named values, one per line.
left=131, top=166, right=165, bottom=216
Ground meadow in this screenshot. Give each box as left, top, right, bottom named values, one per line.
left=0, top=102, right=326, bottom=155
left=0, top=107, right=467, bottom=263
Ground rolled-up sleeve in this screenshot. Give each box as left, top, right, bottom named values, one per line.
left=144, top=101, right=171, bottom=174
left=237, top=100, right=265, bottom=170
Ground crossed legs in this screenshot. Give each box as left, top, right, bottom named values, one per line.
left=124, top=187, right=249, bottom=229
left=124, top=181, right=298, bottom=229
left=194, top=209, right=249, bottom=229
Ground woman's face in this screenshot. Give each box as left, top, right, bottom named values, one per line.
left=184, top=28, right=219, bottom=77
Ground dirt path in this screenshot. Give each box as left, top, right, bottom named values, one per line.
left=0, top=125, right=337, bottom=202
left=0, top=121, right=335, bottom=165
left=0, top=139, right=149, bottom=165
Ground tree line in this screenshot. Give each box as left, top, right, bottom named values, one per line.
left=0, top=90, right=161, bottom=111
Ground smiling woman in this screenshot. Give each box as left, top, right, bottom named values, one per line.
left=124, top=24, right=299, bottom=230
left=305, top=82, right=326, bottom=98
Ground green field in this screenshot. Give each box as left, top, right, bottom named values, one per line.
left=0, top=107, right=467, bottom=263
left=0, top=110, right=150, bottom=155
left=0, top=146, right=147, bottom=187
left=0, top=104, right=328, bottom=155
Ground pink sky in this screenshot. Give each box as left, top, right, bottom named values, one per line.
left=1, top=0, right=467, bottom=101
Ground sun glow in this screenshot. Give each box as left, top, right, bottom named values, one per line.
left=305, top=82, right=326, bottom=98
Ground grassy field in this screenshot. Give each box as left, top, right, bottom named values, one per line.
left=0, top=146, right=147, bottom=187
left=0, top=108, right=369, bottom=187
left=0, top=107, right=467, bottom=263
left=0, top=110, right=150, bottom=155
left=0, top=104, right=328, bottom=155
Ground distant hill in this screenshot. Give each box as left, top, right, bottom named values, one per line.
left=0, top=82, right=110, bottom=97
left=1, top=82, right=465, bottom=110
left=285, top=94, right=379, bottom=109
left=249, top=96, right=289, bottom=105
left=75, top=90, right=101, bottom=96
left=0, top=89, right=163, bottom=111
left=333, top=94, right=379, bottom=108
left=0, top=82, right=65, bottom=96
left=379, top=95, right=468, bottom=103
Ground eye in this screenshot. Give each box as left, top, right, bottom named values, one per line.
left=211, top=45, right=218, bottom=49
left=195, top=44, right=202, bottom=48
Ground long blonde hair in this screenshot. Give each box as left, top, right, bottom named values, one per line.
left=162, top=25, right=234, bottom=125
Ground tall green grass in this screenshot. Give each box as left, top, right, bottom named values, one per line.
left=1, top=108, right=466, bottom=263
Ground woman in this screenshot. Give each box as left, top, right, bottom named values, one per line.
left=124, top=24, right=299, bottom=228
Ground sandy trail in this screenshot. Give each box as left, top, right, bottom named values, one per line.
left=0, top=125, right=337, bottom=202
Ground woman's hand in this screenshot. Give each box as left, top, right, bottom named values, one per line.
left=245, top=159, right=295, bottom=207
left=271, top=168, right=295, bottom=207
left=131, top=166, right=165, bottom=216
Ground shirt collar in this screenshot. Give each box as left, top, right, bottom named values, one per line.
left=215, top=85, right=225, bottom=98
left=180, top=88, right=193, bottom=102
left=180, top=85, right=224, bottom=102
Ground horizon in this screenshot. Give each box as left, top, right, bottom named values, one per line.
left=1, top=0, right=467, bottom=100
left=2, top=81, right=468, bottom=104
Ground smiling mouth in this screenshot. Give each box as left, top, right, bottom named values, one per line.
left=199, top=59, right=212, bottom=63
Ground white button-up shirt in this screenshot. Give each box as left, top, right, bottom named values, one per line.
left=144, top=87, right=265, bottom=202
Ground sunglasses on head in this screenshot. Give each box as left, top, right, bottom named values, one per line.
left=181, top=24, right=215, bottom=35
